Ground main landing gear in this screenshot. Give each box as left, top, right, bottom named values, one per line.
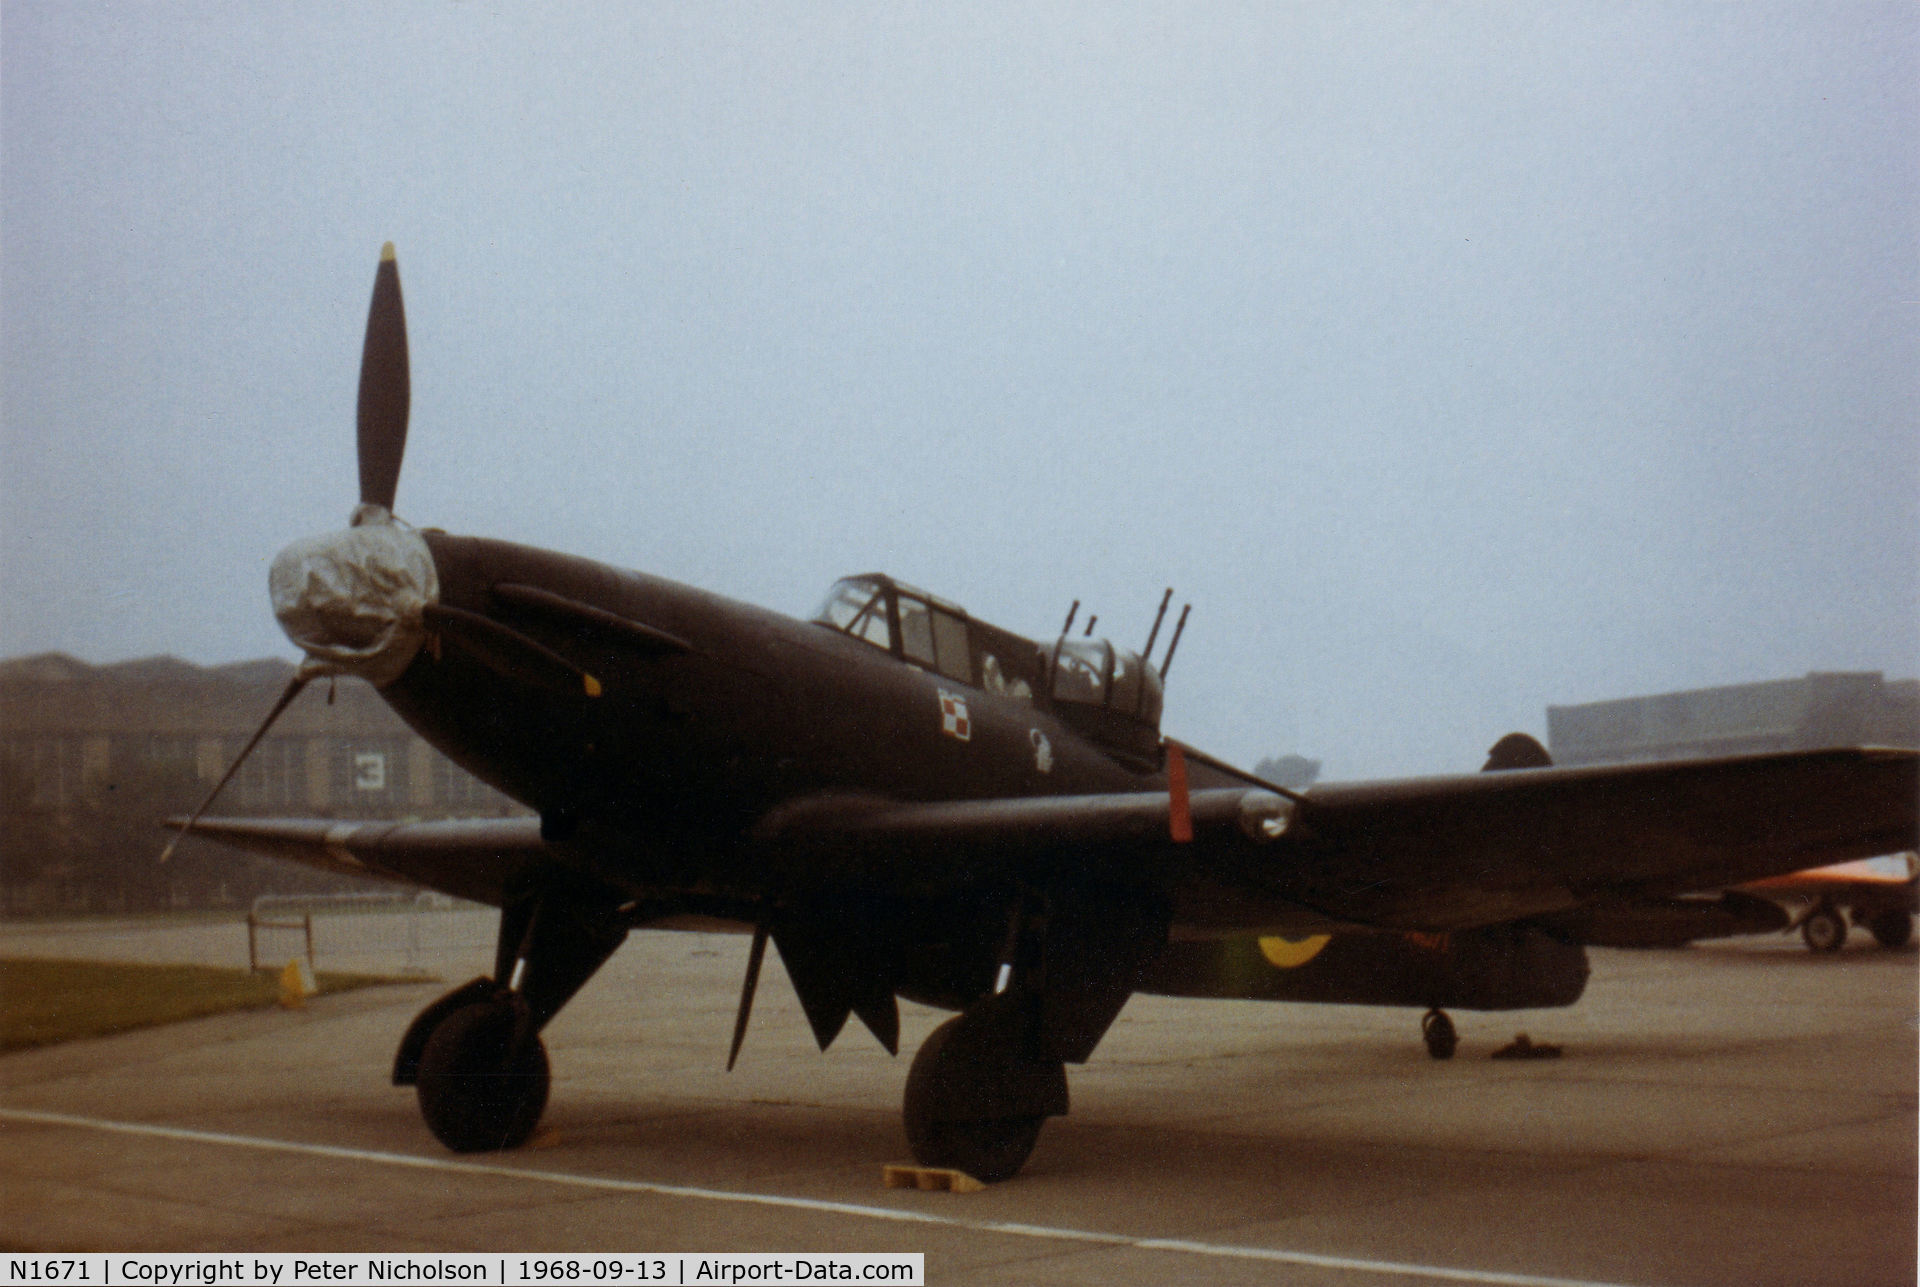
left=899, top=891, right=1156, bottom=1183
left=1421, top=1007, right=1458, bottom=1060
left=1789, top=898, right=1912, bottom=956
left=1799, top=902, right=1847, bottom=954
left=1867, top=908, right=1913, bottom=950
left=1798, top=899, right=1914, bottom=953
left=394, top=889, right=627, bottom=1153
left=902, top=990, right=1068, bottom=1183
left=416, top=991, right=551, bottom=1151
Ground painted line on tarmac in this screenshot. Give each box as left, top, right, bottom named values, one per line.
left=1, top=1106, right=1638, bottom=1287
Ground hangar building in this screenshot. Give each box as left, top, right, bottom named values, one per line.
left=1547, top=671, right=1920, bottom=767
left=1, top=653, right=522, bottom=912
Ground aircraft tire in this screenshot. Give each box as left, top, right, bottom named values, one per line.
left=1800, top=905, right=1847, bottom=954
left=1421, top=1008, right=1458, bottom=1060
left=416, top=1001, right=550, bottom=1152
left=1867, top=909, right=1913, bottom=950
left=902, top=1007, right=1061, bottom=1183
left=905, top=1111, right=1044, bottom=1186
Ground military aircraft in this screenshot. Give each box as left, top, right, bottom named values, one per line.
left=169, top=246, right=1920, bottom=1182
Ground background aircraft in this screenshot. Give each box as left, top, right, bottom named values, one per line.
left=174, top=249, right=1920, bottom=1182
left=1719, top=856, right=1913, bottom=953
left=1540, top=855, right=1917, bottom=954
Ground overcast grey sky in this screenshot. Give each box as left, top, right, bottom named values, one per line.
left=3, top=2, right=1915, bottom=779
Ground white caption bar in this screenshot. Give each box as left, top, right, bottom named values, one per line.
left=2, top=1256, right=923, bottom=1287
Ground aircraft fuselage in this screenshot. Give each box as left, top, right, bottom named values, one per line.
left=382, top=533, right=1175, bottom=889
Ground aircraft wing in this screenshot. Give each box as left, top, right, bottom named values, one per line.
left=165, top=816, right=545, bottom=908
left=755, top=785, right=1280, bottom=855
left=759, top=746, right=1920, bottom=936
left=178, top=747, right=1916, bottom=938
left=1265, top=746, right=1918, bottom=931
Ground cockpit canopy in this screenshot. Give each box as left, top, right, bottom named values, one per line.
left=1049, top=637, right=1164, bottom=728
left=812, top=575, right=986, bottom=687
left=812, top=574, right=1166, bottom=763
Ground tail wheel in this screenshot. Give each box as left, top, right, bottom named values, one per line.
left=1800, top=905, right=1847, bottom=954
left=1421, top=1008, right=1458, bottom=1060
left=416, top=1000, right=550, bottom=1152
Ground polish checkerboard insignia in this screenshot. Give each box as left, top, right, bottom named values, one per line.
left=938, top=689, right=971, bottom=742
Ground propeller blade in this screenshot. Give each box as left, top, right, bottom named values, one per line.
left=357, top=243, right=410, bottom=513
left=727, top=919, right=771, bottom=1071
left=159, top=674, right=309, bottom=863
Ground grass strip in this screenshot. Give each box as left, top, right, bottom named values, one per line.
left=0, top=958, right=408, bottom=1053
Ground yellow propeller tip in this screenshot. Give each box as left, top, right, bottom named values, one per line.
left=380, top=241, right=397, bottom=262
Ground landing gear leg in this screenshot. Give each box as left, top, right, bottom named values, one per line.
left=395, top=888, right=627, bottom=1153
left=1422, top=1007, right=1458, bottom=1060
left=903, top=990, right=1067, bottom=1183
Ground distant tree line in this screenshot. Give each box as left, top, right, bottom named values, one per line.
left=1253, top=753, right=1321, bottom=788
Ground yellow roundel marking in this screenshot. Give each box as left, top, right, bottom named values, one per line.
left=1258, top=934, right=1332, bottom=969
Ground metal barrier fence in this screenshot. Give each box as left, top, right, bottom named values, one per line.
left=247, top=891, right=495, bottom=977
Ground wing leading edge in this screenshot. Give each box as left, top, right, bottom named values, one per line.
left=166, top=816, right=546, bottom=908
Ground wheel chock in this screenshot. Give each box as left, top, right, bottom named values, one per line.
left=1491, top=1033, right=1562, bottom=1060
left=883, top=1164, right=986, bottom=1193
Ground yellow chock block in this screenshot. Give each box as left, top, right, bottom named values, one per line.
left=278, top=957, right=317, bottom=1008
left=882, top=1164, right=986, bottom=1193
